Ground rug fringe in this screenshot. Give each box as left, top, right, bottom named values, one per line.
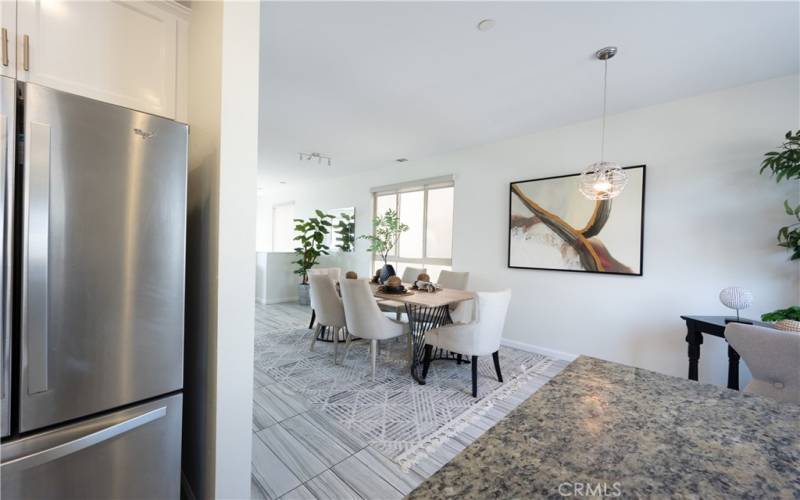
left=395, top=356, right=554, bottom=471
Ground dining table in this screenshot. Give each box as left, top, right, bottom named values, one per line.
left=370, top=282, right=474, bottom=385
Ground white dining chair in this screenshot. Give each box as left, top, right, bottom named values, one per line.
left=340, top=279, right=412, bottom=381
left=309, top=274, right=347, bottom=364
left=308, top=267, right=341, bottom=281
left=307, top=267, right=342, bottom=328
left=422, top=289, right=511, bottom=397
left=379, top=267, right=427, bottom=320
left=724, top=322, right=800, bottom=404
left=438, top=270, right=469, bottom=290
left=437, top=270, right=472, bottom=324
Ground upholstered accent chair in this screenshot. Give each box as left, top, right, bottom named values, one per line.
left=724, top=322, right=800, bottom=404
left=308, top=274, right=347, bottom=364
left=423, top=289, right=511, bottom=397
left=340, top=279, right=412, bottom=380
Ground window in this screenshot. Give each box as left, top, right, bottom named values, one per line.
left=371, top=176, right=454, bottom=282
left=272, top=202, right=295, bottom=252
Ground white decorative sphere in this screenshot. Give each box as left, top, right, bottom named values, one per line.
left=719, top=287, right=753, bottom=311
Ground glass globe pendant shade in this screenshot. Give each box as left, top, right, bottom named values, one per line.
left=578, top=161, right=628, bottom=200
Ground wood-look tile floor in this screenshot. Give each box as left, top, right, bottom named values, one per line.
left=251, top=302, right=567, bottom=500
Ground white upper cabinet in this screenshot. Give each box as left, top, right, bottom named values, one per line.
left=16, top=1, right=188, bottom=121
left=0, top=1, right=16, bottom=78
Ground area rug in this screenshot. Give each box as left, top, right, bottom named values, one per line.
left=253, top=322, right=557, bottom=469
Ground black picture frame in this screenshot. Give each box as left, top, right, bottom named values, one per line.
left=507, top=164, right=646, bottom=276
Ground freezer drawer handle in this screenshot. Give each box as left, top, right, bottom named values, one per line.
left=1, top=406, right=166, bottom=474
left=1, top=28, right=8, bottom=67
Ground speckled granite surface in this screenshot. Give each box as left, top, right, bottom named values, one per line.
left=408, top=356, right=800, bottom=499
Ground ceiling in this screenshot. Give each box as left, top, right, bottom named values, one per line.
left=258, top=1, right=799, bottom=186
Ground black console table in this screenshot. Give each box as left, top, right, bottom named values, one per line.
left=680, top=315, right=771, bottom=390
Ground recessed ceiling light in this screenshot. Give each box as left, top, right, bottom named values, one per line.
left=477, top=19, right=495, bottom=32
left=395, top=158, right=408, bottom=163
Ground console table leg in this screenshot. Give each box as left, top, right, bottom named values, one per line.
left=727, top=345, right=740, bottom=391
left=685, top=328, right=702, bottom=381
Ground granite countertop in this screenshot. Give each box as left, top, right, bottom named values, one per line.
left=408, top=356, right=800, bottom=499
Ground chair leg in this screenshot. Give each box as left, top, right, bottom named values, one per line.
left=422, top=345, right=433, bottom=379
left=492, top=351, right=503, bottom=383
left=370, top=339, right=378, bottom=381
left=308, top=309, right=316, bottom=329
left=471, top=355, right=478, bottom=397
left=343, top=329, right=352, bottom=362
left=309, top=324, right=320, bottom=352
left=456, top=354, right=462, bottom=365
left=333, top=326, right=339, bottom=364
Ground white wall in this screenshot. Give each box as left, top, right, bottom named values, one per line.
left=262, top=75, right=800, bottom=387
left=184, top=2, right=259, bottom=499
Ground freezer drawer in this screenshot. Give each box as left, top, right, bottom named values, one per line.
left=19, top=83, right=188, bottom=432
left=1, top=393, right=182, bottom=499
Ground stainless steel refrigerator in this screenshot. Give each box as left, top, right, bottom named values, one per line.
left=0, top=77, right=187, bottom=498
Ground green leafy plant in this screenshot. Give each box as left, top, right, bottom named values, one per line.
left=335, top=212, right=355, bottom=252
left=760, top=130, right=800, bottom=260
left=292, top=210, right=334, bottom=284
left=761, top=306, right=800, bottom=323
left=359, top=209, right=408, bottom=267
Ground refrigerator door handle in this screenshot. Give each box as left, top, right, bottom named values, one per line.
left=1, top=406, right=166, bottom=474
left=22, top=121, right=51, bottom=394
left=0, top=109, right=7, bottom=400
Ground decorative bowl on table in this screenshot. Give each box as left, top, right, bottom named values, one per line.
left=380, top=276, right=406, bottom=294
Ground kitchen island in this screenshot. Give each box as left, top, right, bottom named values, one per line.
left=408, top=356, right=800, bottom=499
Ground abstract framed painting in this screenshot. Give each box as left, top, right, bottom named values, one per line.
left=508, top=165, right=645, bottom=276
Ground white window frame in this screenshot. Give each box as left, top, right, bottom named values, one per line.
left=370, top=175, right=454, bottom=270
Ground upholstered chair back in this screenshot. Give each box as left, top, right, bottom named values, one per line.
left=340, top=279, right=400, bottom=341
left=725, top=322, right=800, bottom=404
left=308, top=267, right=341, bottom=282
left=401, top=267, right=427, bottom=283
left=309, top=274, right=345, bottom=328
left=438, top=270, right=469, bottom=290
left=472, top=290, right=512, bottom=356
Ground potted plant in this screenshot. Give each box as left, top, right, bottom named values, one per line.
left=359, top=208, right=408, bottom=283
left=760, top=130, right=800, bottom=260
left=761, top=306, right=800, bottom=332
left=292, top=210, right=334, bottom=305
left=335, top=211, right=355, bottom=252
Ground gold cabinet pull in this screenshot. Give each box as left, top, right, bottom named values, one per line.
left=23, top=34, right=29, bottom=71
left=1, top=28, right=7, bottom=67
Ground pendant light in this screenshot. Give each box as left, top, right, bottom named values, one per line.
left=579, top=46, right=628, bottom=200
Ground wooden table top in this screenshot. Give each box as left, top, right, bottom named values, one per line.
left=370, top=282, right=474, bottom=308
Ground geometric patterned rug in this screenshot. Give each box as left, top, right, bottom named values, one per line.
left=254, top=318, right=558, bottom=469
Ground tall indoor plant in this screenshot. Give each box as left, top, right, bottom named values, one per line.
left=759, top=130, right=800, bottom=332
left=360, top=209, right=408, bottom=283
left=335, top=211, right=356, bottom=252
left=292, top=210, right=334, bottom=304
left=760, top=130, right=800, bottom=260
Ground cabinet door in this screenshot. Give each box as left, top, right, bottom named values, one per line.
left=17, top=0, right=179, bottom=119
left=0, top=2, right=15, bottom=78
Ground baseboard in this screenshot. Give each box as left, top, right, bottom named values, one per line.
left=265, top=296, right=298, bottom=305
left=500, top=338, right=578, bottom=362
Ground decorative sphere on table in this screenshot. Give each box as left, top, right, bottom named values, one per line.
left=345, top=271, right=358, bottom=279
left=386, top=276, right=402, bottom=288
left=417, top=273, right=430, bottom=282
left=719, top=286, right=753, bottom=321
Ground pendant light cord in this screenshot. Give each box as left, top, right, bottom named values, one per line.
left=600, top=58, right=608, bottom=163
